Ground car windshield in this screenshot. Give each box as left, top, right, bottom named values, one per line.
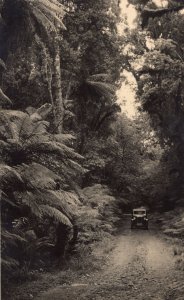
left=133, top=210, right=146, bottom=215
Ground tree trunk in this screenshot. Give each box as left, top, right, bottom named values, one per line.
left=52, top=37, right=64, bottom=133
left=55, top=223, right=71, bottom=262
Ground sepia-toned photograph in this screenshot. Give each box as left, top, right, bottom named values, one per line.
left=0, top=0, right=184, bottom=299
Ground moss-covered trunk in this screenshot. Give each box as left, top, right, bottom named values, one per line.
left=52, top=37, right=64, bottom=134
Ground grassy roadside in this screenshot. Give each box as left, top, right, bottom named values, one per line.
left=161, top=209, right=184, bottom=300
left=155, top=208, right=184, bottom=271
left=2, top=235, right=116, bottom=300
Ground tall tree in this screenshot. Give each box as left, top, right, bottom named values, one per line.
left=60, top=0, right=123, bottom=149
left=128, top=2, right=184, bottom=204
left=0, top=0, right=66, bottom=132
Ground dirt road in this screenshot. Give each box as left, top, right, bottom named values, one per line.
left=36, top=217, right=184, bottom=300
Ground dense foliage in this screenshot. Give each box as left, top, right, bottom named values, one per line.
left=0, top=0, right=126, bottom=278
left=1, top=0, right=184, bottom=286
left=124, top=0, right=184, bottom=209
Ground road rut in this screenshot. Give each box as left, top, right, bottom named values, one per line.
left=36, top=217, right=184, bottom=300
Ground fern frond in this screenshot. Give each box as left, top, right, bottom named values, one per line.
left=11, top=115, right=32, bottom=141
left=8, top=106, right=50, bottom=138
left=64, top=110, right=75, bottom=119
left=34, top=103, right=52, bottom=119
left=1, top=194, right=19, bottom=208
left=32, top=236, right=54, bottom=249
left=1, top=257, right=19, bottom=270
left=0, top=141, right=10, bottom=151
left=86, top=81, right=115, bottom=100
left=26, top=134, right=50, bottom=146
left=40, top=205, right=72, bottom=227
left=0, top=164, right=23, bottom=183
left=0, top=88, right=12, bottom=105
left=38, top=3, right=66, bottom=29
left=19, top=163, right=60, bottom=190
left=31, top=6, right=57, bottom=34
left=39, top=190, right=71, bottom=217
left=27, top=141, right=83, bottom=160
left=0, top=111, right=14, bottom=139
left=0, top=58, right=6, bottom=70
left=65, top=159, right=88, bottom=174
left=55, top=142, right=83, bottom=160
left=88, top=73, right=112, bottom=81
left=15, top=191, right=42, bottom=217
left=1, top=229, right=27, bottom=245
left=1, top=110, right=26, bottom=119
left=0, top=110, right=30, bottom=141
left=29, top=120, right=49, bottom=136
left=47, top=190, right=79, bottom=212
left=54, top=133, right=76, bottom=144
left=37, top=0, right=65, bottom=14
left=64, top=99, right=74, bottom=109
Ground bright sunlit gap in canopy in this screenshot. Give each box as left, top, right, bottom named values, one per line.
left=117, top=0, right=138, bottom=119
left=117, top=0, right=173, bottom=119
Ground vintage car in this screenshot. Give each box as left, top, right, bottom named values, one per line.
left=131, top=208, right=148, bottom=229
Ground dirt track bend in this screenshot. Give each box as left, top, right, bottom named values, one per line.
left=36, top=216, right=184, bottom=300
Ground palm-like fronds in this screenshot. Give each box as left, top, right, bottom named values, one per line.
left=54, top=133, right=76, bottom=145
left=18, top=162, right=60, bottom=190
left=0, top=110, right=30, bottom=141
left=0, top=88, right=12, bottom=105
left=40, top=205, right=72, bottom=227
left=47, top=190, right=79, bottom=210
left=1, top=0, right=66, bottom=36
left=27, top=141, right=83, bottom=161
left=1, top=194, right=19, bottom=208
left=86, top=80, right=115, bottom=101
left=65, top=159, right=88, bottom=174
left=88, top=73, right=112, bottom=82
left=0, top=107, right=49, bottom=145
left=1, top=229, right=27, bottom=246
left=1, top=229, right=25, bottom=271
left=34, top=0, right=66, bottom=29
left=34, top=103, right=52, bottom=119
left=16, top=191, right=43, bottom=217
left=0, top=108, right=83, bottom=165
left=1, top=258, right=19, bottom=270
left=0, top=164, right=23, bottom=184
left=1, top=104, right=83, bottom=269
left=0, top=58, right=6, bottom=70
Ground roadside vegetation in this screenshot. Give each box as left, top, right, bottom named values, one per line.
left=0, top=0, right=184, bottom=298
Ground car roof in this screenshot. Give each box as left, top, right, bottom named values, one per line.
left=133, top=208, right=146, bottom=211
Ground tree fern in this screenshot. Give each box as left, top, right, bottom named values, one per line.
left=18, top=162, right=60, bottom=189
left=40, top=205, right=72, bottom=227
left=46, top=190, right=79, bottom=212
left=54, top=133, right=76, bottom=145
left=0, top=88, right=12, bottom=105
left=0, top=110, right=31, bottom=141
left=1, top=229, right=27, bottom=246
left=65, top=159, right=88, bottom=174
left=27, top=141, right=83, bottom=161
left=0, top=164, right=23, bottom=184
left=1, top=0, right=66, bottom=131
left=1, top=258, right=19, bottom=271
left=0, top=100, right=85, bottom=273
left=1, top=0, right=66, bottom=36
left=17, top=191, right=43, bottom=217
left=0, top=58, right=6, bottom=70
left=86, top=80, right=116, bottom=101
